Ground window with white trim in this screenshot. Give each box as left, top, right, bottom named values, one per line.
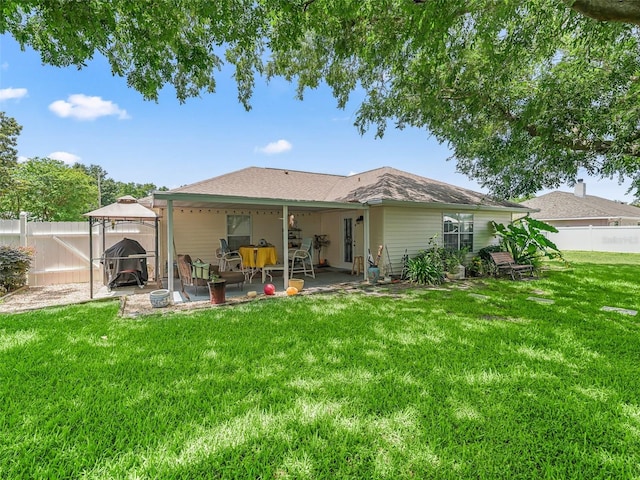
left=443, top=213, right=474, bottom=251
left=227, top=215, right=251, bottom=250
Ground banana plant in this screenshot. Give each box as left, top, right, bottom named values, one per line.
left=491, top=216, right=564, bottom=265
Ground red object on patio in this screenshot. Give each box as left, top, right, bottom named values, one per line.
left=264, top=283, right=276, bottom=295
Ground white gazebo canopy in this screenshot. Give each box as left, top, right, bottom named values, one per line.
left=84, top=195, right=158, bottom=220
left=84, top=196, right=159, bottom=298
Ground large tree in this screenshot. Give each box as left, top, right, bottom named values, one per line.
left=0, top=112, right=22, bottom=196
left=3, top=1, right=640, bottom=198
left=0, top=157, right=97, bottom=221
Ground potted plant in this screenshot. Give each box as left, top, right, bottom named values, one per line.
left=444, top=247, right=468, bottom=280
left=207, top=274, right=226, bottom=304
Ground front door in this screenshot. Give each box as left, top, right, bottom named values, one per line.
left=343, top=217, right=353, bottom=264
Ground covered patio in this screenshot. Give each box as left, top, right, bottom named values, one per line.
left=150, top=190, right=371, bottom=302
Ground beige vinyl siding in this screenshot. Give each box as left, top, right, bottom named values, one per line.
left=157, top=203, right=516, bottom=278
left=315, top=209, right=366, bottom=269
left=282, top=210, right=322, bottom=258
left=249, top=211, right=281, bottom=254
left=318, top=210, right=348, bottom=269
left=251, top=210, right=323, bottom=261
left=369, top=206, right=385, bottom=262
left=171, top=210, right=221, bottom=264
left=472, top=211, right=510, bottom=250
left=161, top=208, right=325, bottom=271
left=379, top=206, right=442, bottom=274
left=379, top=207, right=512, bottom=274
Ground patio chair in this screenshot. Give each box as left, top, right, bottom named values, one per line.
left=290, top=237, right=315, bottom=278
left=218, top=238, right=243, bottom=272
left=177, top=254, right=210, bottom=299
left=489, top=251, right=535, bottom=280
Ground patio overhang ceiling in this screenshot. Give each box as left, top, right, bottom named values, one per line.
left=151, top=191, right=368, bottom=212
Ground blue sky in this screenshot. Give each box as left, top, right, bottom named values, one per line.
left=0, top=34, right=634, bottom=202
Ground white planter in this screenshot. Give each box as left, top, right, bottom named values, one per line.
left=149, top=289, right=170, bottom=308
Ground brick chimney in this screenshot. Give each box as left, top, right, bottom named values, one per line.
left=574, top=179, right=586, bottom=198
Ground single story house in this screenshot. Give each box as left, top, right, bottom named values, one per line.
left=147, top=166, right=532, bottom=292
left=520, top=180, right=640, bottom=227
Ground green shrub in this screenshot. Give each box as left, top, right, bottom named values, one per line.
left=406, top=246, right=446, bottom=285
left=477, top=244, right=503, bottom=261
left=467, top=255, right=489, bottom=277
left=0, top=245, right=34, bottom=293
left=442, top=246, right=469, bottom=273
left=405, top=236, right=471, bottom=284
left=468, top=245, right=504, bottom=276
left=491, top=216, right=564, bottom=265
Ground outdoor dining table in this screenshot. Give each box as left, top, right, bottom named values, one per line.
left=238, top=246, right=278, bottom=282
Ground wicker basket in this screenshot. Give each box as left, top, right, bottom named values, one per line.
left=288, top=278, right=304, bottom=291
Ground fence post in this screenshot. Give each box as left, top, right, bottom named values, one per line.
left=19, top=212, right=28, bottom=247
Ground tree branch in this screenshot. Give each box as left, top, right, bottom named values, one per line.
left=302, top=0, right=317, bottom=12
left=564, top=0, right=640, bottom=25
left=484, top=96, right=640, bottom=157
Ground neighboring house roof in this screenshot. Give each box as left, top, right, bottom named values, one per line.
left=521, top=191, right=640, bottom=221
left=165, top=166, right=527, bottom=210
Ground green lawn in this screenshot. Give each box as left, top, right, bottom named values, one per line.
left=1, top=252, right=639, bottom=479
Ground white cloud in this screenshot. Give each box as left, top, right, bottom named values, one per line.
left=48, top=94, right=130, bottom=120
left=255, top=139, right=293, bottom=155
left=0, top=87, right=28, bottom=101
left=17, top=156, right=28, bottom=163
left=48, top=151, right=81, bottom=164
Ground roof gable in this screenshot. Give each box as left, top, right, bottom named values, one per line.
left=328, top=167, right=517, bottom=207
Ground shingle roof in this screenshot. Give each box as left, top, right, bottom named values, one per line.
left=521, top=191, right=640, bottom=220
left=169, top=166, right=524, bottom=209
left=171, top=167, right=342, bottom=202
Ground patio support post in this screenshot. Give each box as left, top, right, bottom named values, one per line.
left=102, top=219, right=106, bottom=287
left=167, top=200, right=175, bottom=295
left=154, top=217, right=160, bottom=283
left=363, top=208, right=370, bottom=282
left=89, top=216, right=94, bottom=299
left=282, top=205, right=289, bottom=290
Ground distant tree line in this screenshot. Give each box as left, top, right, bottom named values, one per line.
left=0, top=112, right=167, bottom=221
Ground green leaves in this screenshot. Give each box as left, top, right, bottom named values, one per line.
left=0, top=158, right=97, bottom=221
left=4, top=1, right=640, bottom=198
left=0, top=112, right=22, bottom=197
left=491, top=216, right=564, bottom=264
left=0, top=245, right=33, bottom=293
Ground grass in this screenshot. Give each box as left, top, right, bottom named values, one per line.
left=1, top=252, right=639, bottom=479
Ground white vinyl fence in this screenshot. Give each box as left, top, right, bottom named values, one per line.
left=0, top=214, right=157, bottom=286
left=549, top=226, right=640, bottom=253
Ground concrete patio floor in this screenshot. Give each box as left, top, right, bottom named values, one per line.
left=172, top=267, right=367, bottom=303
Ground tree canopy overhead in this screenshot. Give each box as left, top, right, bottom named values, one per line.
left=3, top=1, right=640, bottom=199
